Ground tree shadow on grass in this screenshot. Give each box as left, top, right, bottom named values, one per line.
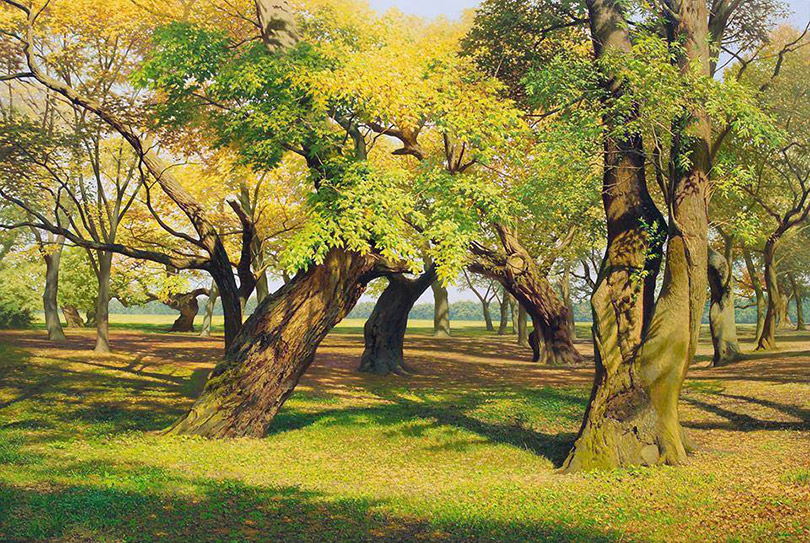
left=270, top=387, right=585, bottom=467
left=0, top=458, right=633, bottom=543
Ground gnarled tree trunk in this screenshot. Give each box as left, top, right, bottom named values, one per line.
left=359, top=267, right=436, bottom=375
left=708, top=246, right=740, bottom=366
left=61, top=305, right=84, bottom=327
left=164, top=289, right=207, bottom=333
left=564, top=0, right=710, bottom=472
left=473, top=225, right=584, bottom=366
left=42, top=238, right=66, bottom=341
left=165, top=248, right=378, bottom=438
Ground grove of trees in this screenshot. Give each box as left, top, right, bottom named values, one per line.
left=1, top=0, right=808, bottom=472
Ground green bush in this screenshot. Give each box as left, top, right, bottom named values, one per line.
left=0, top=298, right=33, bottom=329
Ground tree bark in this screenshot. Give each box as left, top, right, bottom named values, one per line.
left=742, top=249, right=765, bottom=342
left=61, top=305, right=84, bottom=327
left=472, top=225, right=584, bottom=366
left=165, top=290, right=206, bottom=333
left=42, top=238, right=66, bottom=341
left=563, top=0, right=710, bottom=471
left=757, top=240, right=779, bottom=350
left=482, top=300, right=494, bottom=331
left=790, top=273, right=805, bottom=330
left=94, top=251, right=112, bottom=354
left=508, top=295, right=518, bottom=335
left=165, top=248, right=378, bottom=438
left=200, top=281, right=218, bottom=337
left=517, top=304, right=529, bottom=347
left=708, top=246, right=740, bottom=366
left=359, top=267, right=436, bottom=375
left=431, top=280, right=451, bottom=337
left=497, top=286, right=510, bottom=335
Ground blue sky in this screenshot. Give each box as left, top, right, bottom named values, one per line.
left=368, top=0, right=809, bottom=25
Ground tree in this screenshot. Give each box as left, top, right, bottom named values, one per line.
left=562, top=0, right=762, bottom=471
left=431, top=279, right=451, bottom=337
left=463, top=270, right=498, bottom=332
left=359, top=265, right=436, bottom=375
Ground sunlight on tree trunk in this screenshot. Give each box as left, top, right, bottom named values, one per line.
left=165, top=249, right=378, bottom=438
left=708, top=246, right=740, bottom=367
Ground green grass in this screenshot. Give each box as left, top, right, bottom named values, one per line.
left=1, top=322, right=809, bottom=543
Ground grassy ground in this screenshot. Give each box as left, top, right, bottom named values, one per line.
left=0, top=318, right=808, bottom=542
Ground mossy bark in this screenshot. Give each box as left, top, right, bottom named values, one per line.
left=708, top=246, right=740, bottom=367
left=165, top=249, right=378, bottom=438
left=359, top=267, right=436, bottom=375
left=564, top=0, right=710, bottom=472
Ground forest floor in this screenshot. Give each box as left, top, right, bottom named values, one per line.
left=0, top=319, right=808, bottom=542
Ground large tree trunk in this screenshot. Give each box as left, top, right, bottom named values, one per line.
left=165, top=248, right=378, bottom=438
left=93, top=251, right=112, bottom=354
left=476, top=226, right=584, bottom=366
left=470, top=228, right=582, bottom=365
left=359, top=268, right=436, bottom=375
left=708, top=246, right=740, bottom=367
left=42, top=238, right=66, bottom=341
left=61, top=305, right=84, bottom=327
left=757, top=240, right=779, bottom=350
left=742, top=249, right=765, bottom=342
left=482, top=300, right=494, bottom=331
left=431, top=280, right=451, bottom=337
left=790, top=273, right=805, bottom=330
left=209, top=246, right=242, bottom=349
left=564, top=0, right=710, bottom=472
left=777, top=290, right=792, bottom=329
left=200, top=281, right=218, bottom=338
left=166, top=291, right=205, bottom=333
left=497, top=286, right=510, bottom=335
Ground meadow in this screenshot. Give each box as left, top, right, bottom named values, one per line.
left=0, top=316, right=807, bottom=543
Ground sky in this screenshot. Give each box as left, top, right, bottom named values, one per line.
left=368, top=0, right=810, bottom=25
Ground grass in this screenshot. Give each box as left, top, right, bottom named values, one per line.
left=1, top=319, right=809, bottom=542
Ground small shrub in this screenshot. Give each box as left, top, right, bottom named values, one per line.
left=0, top=298, right=33, bottom=329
